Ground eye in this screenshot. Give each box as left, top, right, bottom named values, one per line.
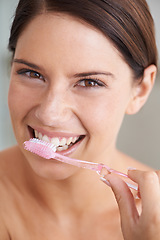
left=28, top=71, right=42, bottom=79
left=76, top=79, right=106, bottom=88
left=17, top=69, right=45, bottom=81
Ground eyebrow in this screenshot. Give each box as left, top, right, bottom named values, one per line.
left=13, top=58, right=115, bottom=79
left=13, top=59, right=41, bottom=70
left=73, top=71, right=115, bottom=79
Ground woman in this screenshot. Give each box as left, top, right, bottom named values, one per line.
left=0, top=0, right=159, bottom=239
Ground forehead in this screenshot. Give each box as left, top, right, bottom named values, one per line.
left=16, top=13, right=115, bottom=52
left=14, top=13, right=130, bottom=77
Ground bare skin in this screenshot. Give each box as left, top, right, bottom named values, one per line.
left=0, top=13, right=158, bottom=240
left=105, top=169, right=160, bottom=240
left=0, top=146, right=149, bottom=240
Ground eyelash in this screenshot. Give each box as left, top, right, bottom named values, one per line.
left=76, top=78, right=106, bottom=88
left=17, top=69, right=45, bottom=81
left=16, top=69, right=106, bottom=88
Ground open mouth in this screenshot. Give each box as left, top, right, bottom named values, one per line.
left=28, top=126, right=85, bottom=152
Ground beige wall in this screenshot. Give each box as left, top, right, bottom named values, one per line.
left=0, top=0, right=160, bottom=168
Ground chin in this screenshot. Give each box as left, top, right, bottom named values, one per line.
left=24, top=152, right=80, bottom=181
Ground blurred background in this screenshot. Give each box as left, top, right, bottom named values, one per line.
left=0, top=0, right=160, bottom=168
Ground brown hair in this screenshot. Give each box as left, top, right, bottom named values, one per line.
left=8, top=0, right=158, bottom=79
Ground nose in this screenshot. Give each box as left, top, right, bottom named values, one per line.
left=35, top=89, right=73, bottom=127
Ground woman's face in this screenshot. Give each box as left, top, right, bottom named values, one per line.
left=8, top=13, right=136, bottom=179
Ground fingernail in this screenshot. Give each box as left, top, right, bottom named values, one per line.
left=135, top=194, right=140, bottom=200
left=100, top=177, right=111, bottom=187
left=127, top=167, right=137, bottom=171
left=135, top=196, right=139, bottom=200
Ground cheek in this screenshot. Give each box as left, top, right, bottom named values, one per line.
left=78, top=91, right=129, bottom=137
left=8, top=83, right=18, bottom=118
left=8, top=83, right=24, bottom=118
left=8, top=80, right=34, bottom=123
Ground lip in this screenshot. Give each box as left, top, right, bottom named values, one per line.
left=29, top=125, right=85, bottom=139
left=58, top=137, right=84, bottom=156
left=28, top=125, right=86, bottom=156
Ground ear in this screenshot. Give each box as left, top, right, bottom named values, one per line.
left=126, top=64, right=157, bottom=115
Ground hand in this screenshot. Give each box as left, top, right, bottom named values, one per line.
left=103, top=170, right=160, bottom=240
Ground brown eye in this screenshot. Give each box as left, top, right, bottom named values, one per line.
left=84, top=80, right=96, bottom=87
left=17, top=69, right=45, bottom=81
left=29, top=71, right=41, bottom=79
left=77, top=79, right=105, bottom=88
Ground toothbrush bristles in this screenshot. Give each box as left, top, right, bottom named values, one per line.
left=24, top=139, right=128, bottom=175
left=23, top=138, right=99, bottom=170
left=23, top=138, right=138, bottom=192
left=24, top=138, right=56, bottom=159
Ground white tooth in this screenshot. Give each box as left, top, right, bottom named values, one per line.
left=60, top=138, right=67, bottom=146
left=67, top=137, right=73, bottom=145
left=42, top=135, right=50, bottom=142
left=57, top=145, right=69, bottom=152
left=57, top=146, right=64, bottom=152
left=63, top=145, right=68, bottom=150
left=51, top=137, right=60, bottom=147
left=72, top=136, right=79, bottom=143
left=38, top=132, right=43, bottom=140
left=35, top=130, right=38, bottom=138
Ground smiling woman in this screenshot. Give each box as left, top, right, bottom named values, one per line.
left=0, top=0, right=160, bottom=240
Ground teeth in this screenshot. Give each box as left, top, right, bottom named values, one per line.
left=35, top=130, right=38, bottom=138
left=34, top=130, right=81, bottom=151
left=38, top=132, right=43, bottom=140
left=60, top=138, right=67, bottom=146
left=63, top=145, right=69, bottom=150
left=67, top=137, right=73, bottom=145
left=57, top=146, right=64, bottom=152
left=51, top=137, right=60, bottom=147
left=42, top=135, right=50, bottom=142
left=57, top=145, right=69, bottom=152
left=73, top=137, right=78, bottom=143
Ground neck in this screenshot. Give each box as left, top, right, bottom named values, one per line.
left=17, top=147, right=121, bottom=217
left=22, top=163, right=114, bottom=216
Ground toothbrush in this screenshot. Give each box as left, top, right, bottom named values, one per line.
left=24, top=138, right=138, bottom=191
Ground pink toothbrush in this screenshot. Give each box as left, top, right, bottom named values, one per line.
left=24, top=138, right=138, bottom=191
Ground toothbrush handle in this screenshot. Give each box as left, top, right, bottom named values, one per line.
left=51, top=151, right=138, bottom=191
left=98, top=164, right=138, bottom=191
left=53, top=153, right=100, bottom=171
left=98, top=163, right=128, bottom=178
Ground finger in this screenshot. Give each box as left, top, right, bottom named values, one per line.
left=128, top=170, right=160, bottom=214
left=155, top=170, right=160, bottom=183
left=105, top=173, right=139, bottom=225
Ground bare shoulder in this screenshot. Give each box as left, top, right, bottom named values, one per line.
left=0, top=146, right=23, bottom=240
left=0, top=145, right=22, bottom=175
left=0, top=148, right=15, bottom=239
left=0, top=145, right=23, bottom=195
